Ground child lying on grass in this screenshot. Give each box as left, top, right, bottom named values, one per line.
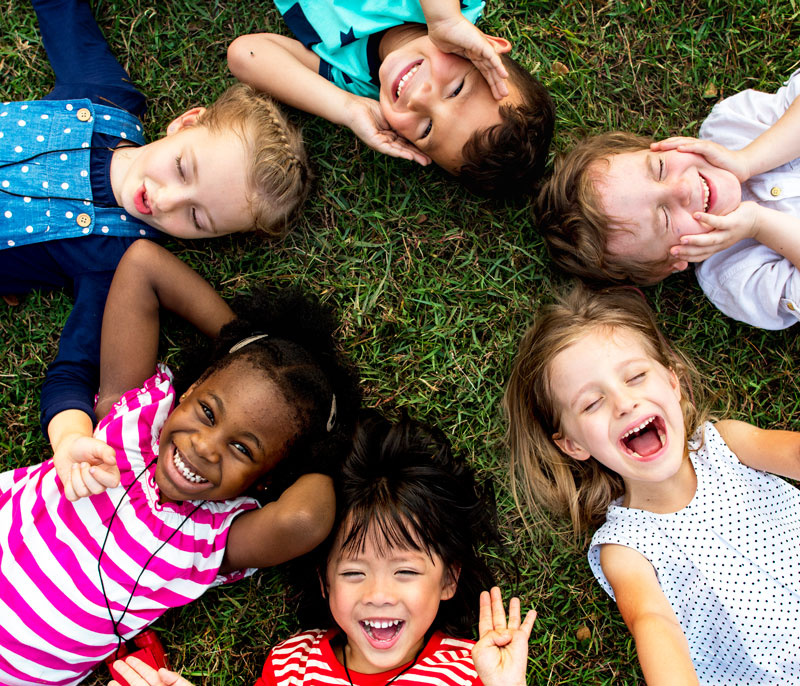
left=539, top=70, right=800, bottom=329
left=228, top=0, right=554, bottom=198
left=1, top=0, right=308, bottom=469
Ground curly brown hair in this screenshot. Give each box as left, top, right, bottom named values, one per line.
left=537, top=132, right=674, bottom=285
left=198, top=84, right=310, bottom=238
left=458, top=55, right=555, bottom=198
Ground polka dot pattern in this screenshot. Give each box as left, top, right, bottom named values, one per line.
left=1, top=99, right=151, bottom=246
left=589, top=423, right=800, bottom=682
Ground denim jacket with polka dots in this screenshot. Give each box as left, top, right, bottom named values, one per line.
left=0, top=98, right=158, bottom=248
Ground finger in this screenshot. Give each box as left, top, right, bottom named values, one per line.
left=506, top=596, right=522, bottom=630
left=63, top=474, right=78, bottom=502
left=122, top=655, right=161, bottom=685
left=650, top=136, right=698, bottom=151
left=112, top=659, right=148, bottom=686
left=89, top=464, right=121, bottom=490
left=70, top=463, right=91, bottom=499
left=478, top=590, right=492, bottom=637
left=490, top=586, right=507, bottom=631
left=671, top=244, right=717, bottom=262
left=159, top=668, right=193, bottom=686
left=79, top=462, right=108, bottom=494
left=520, top=609, right=537, bottom=638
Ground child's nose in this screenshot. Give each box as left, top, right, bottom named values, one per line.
left=669, top=175, right=692, bottom=207
left=407, top=81, right=433, bottom=111
left=154, top=185, right=189, bottom=213
left=610, top=387, right=637, bottom=416
left=191, top=428, right=222, bottom=463
left=362, top=578, right=397, bottom=606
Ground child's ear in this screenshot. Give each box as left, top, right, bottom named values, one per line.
left=440, top=565, right=460, bottom=601
left=178, top=381, right=198, bottom=404
left=484, top=35, right=512, bottom=55
left=671, top=259, right=689, bottom=273
left=166, top=106, right=207, bottom=136
left=552, top=432, right=591, bottom=461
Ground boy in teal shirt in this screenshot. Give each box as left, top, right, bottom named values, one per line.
left=229, top=0, right=554, bottom=198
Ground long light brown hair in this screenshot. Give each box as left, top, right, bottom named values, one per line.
left=504, top=285, right=708, bottom=535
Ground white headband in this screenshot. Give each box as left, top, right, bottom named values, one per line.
left=228, top=333, right=270, bottom=354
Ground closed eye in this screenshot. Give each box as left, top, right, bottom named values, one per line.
left=419, top=120, right=432, bottom=140
left=450, top=80, right=464, bottom=98
left=582, top=397, right=601, bottom=413
left=396, top=569, right=420, bottom=577
left=175, top=155, right=186, bottom=180
left=627, top=372, right=647, bottom=384
left=658, top=157, right=665, bottom=180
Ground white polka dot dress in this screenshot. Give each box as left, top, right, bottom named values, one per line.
left=589, top=422, right=800, bottom=684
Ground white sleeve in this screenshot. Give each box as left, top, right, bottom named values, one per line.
left=696, top=239, right=800, bottom=329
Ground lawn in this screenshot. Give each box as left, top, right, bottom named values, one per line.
left=2, top=0, right=799, bottom=683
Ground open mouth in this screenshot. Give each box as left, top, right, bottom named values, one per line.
left=393, top=61, right=422, bottom=101
left=173, top=448, right=208, bottom=484
left=619, top=416, right=666, bottom=460
left=134, top=184, right=152, bottom=215
left=361, top=619, right=404, bottom=645
left=699, top=173, right=715, bottom=213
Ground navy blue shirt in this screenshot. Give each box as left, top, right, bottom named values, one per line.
left=1, top=0, right=153, bottom=436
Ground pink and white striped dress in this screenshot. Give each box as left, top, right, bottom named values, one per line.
left=0, top=366, right=259, bottom=686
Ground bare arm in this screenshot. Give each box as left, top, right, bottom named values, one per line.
left=96, top=240, right=234, bottom=419
left=227, top=33, right=430, bottom=164
left=601, top=544, right=699, bottom=686
left=221, top=472, right=335, bottom=572
left=716, top=419, right=800, bottom=479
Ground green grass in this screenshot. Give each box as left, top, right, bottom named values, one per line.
left=2, top=0, right=800, bottom=683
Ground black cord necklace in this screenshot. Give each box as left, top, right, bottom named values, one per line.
left=341, top=641, right=424, bottom=686
left=97, top=457, right=203, bottom=659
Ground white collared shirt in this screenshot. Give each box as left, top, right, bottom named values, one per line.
left=696, top=69, right=800, bottom=329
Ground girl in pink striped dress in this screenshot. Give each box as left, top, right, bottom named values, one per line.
left=0, top=240, right=360, bottom=686
left=113, top=412, right=538, bottom=686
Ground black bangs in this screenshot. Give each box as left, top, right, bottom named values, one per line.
left=337, top=500, right=435, bottom=561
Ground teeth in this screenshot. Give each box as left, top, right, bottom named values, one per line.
left=174, top=449, right=208, bottom=483
left=396, top=65, right=420, bottom=98
left=363, top=619, right=402, bottom=629
left=658, top=429, right=666, bottom=446
left=700, top=176, right=709, bottom=212
left=621, top=416, right=655, bottom=439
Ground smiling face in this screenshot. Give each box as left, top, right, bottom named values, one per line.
left=325, top=524, right=457, bottom=674
left=110, top=109, right=255, bottom=239
left=156, top=359, right=296, bottom=502
left=378, top=35, right=517, bottom=172
left=548, top=327, right=687, bottom=499
left=595, top=148, right=742, bottom=277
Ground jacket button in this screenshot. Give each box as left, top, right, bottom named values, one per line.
left=76, top=108, right=92, bottom=122
left=770, top=186, right=781, bottom=197
left=76, top=213, right=91, bottom=227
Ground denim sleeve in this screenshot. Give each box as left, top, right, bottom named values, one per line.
left=33, top=0, right=146, bottom=116
left=38, top=269, right=116, bottom=435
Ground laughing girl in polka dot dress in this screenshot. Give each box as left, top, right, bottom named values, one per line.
left=2, top=0, right=309, bottom=479
left=505, top=286, right=800, bottom=685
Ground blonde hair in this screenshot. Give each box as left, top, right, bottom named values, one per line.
left=504, top=285, right=708, bottom=535
left=537, top=132, right=672, bottom=286
left=198, top=84, right=310, bottom=237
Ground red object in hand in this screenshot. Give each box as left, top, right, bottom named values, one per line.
left=106, top=629, right=168, bottom=684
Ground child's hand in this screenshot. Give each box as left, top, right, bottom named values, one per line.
left=471, top=586, right=536, bottom=686
left=343, top=95, right=432, bottom=166
left=427, top=16, right=510, bottom=100
left=650, top=137, right=751, bottom=182
left=671, top=201, right=761, bottom=263
left=109, top=656, right=195, bottom=686
left=53, top=433, right=119, bottom=501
